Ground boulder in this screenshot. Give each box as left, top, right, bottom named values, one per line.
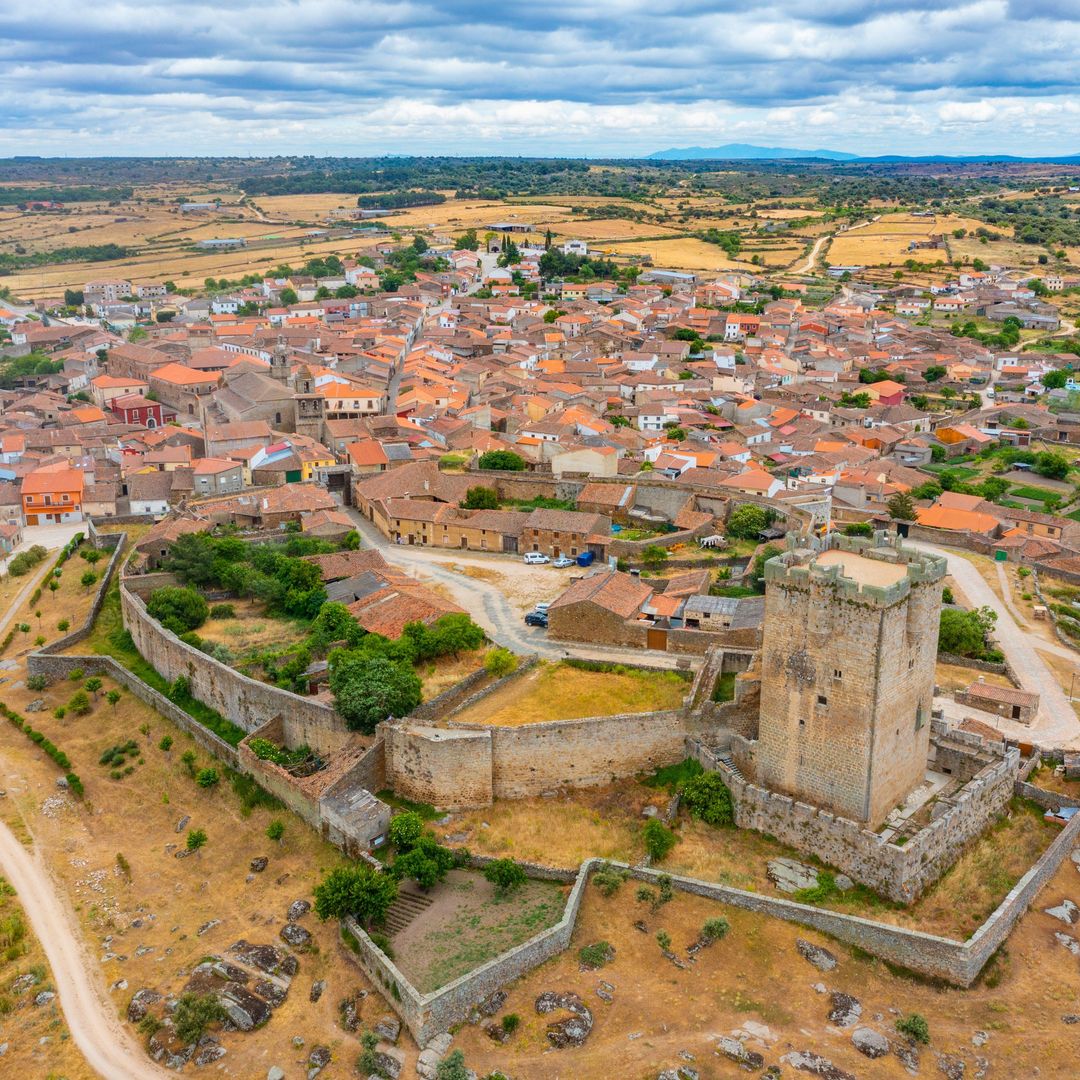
left=127, top=987, right=163, bottom=1023
left=267, top=1069, right=285, bottom=1080
left=307, top=1045, right=331, bottom=1078
left=796, top=938, right=837, bottom=972
left=892, top=1039, right=920, bottom=1074
left=827, top=991, right=862, bottom=1029
left=220, top=985, right=272, bottom=1031
left=373, top=1014, right=401, bottom=1044
left=371, top=1050, right=402, bottom=1078
left=174, top=815, right=190, bottom=834
left=781, top=1051, right=857, bottom=1080
left=34, top=990, right=56, bottom=1007
left=194, top=1037, right=227, bottom=1066
left=767, top=858, right=821, bottom=894
left=287, top=899, right=311, bottom=922
left=148, top=1025, right=195, bottom=1071
left=1055, top=931, right=1080, bottom=956
left=250, top=857, right=268, bottom=873
left=254, top=979, right=288, bottom=1009
left=196, top=919, right=220, bottom=937
left=536, top=991, right=593, bottom=1049
left=1044, top=899, right=1079, bottom=925
left=279, top=923, right=312, bottom=950
left=715, top=1035, right=764, bottom=1070
left=851, top=1027, right=890, bottom=1059
left=339, top=996, right=361, bottom=1033
left=478, top=989, right=507, bottom=1017
left=229, top=941, right=297, bottom=979
left=309, top=980, right=325, bottom=1004
left=937, top=1052, right=966, bottom=1079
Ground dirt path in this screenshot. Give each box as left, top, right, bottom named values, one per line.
left=0, top=819, right=169, bottom=1079
left=914, top=540, right=1080, bottom=746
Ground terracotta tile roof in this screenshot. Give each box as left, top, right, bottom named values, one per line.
left=549, top=569, right=652, bottom=618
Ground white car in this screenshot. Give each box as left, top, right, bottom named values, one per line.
left=552, top=556, right=575, bottom=568
left=523, top=552, right=550, bottom=564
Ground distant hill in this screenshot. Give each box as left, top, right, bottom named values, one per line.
left=646, top=144, right=858, bottom=161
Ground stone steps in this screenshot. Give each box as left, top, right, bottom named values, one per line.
left=385, top=890, right=433, bottom=935
left=718, top=751, right=744, bottom=782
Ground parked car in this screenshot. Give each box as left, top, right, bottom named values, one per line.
left=552, top=556, right=575, bottom=568
left=534, top=602, right=551, bottom=614
left=524, top=611, right=548, bottom=627
left=523, top=552, right=550, bottom=564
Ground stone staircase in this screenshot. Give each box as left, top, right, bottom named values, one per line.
left=384, top=888, right=434, bottom=935
left=718, top=751, right=744, bottom=782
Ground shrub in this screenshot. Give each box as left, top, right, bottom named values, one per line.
left=80, top=570, right=98, bottom=591
left=483, top=858, right=527, bottom=895
left=842, top=522, right=873, bottom=537
left=896, top=1013, right=930, bottom=1045
left=67, top=691, right=91, bottom=716
left=477, top=450, right=525, bottom=471
left=172, top=992, right=225, bottom=1044
left=195, top=768, right=219, bottom=789
left=146, top=586, right=209, bottom=634
left=500, top=1013, right=520, bottom=1035
left=701, top=917, right=730, bottom=941
left=186, top=828, right=207, bottom=852
left=591, top=863, right=628, bottom=896
left=727, top=504, right=772, bottom=539
left=643, top=818, right=677, bottom=862
left=369, top=931, right=395, bottom=959
left=388, top=810, right=424, bottom=851
left=578, top=941, right=614, bottom=969
left=656, top=930, right=672, bottom=951
left=84, top=676, right=102, bottom=697
left=266, top=820, right=285, bottom=842
left=484, top=647, right=518, bottom=678
left=209, top=603, right=235, bottom=619
left=680, top=771, right=734, bottom=827
left=313, top=864, right=398, bottom=926
left=158, top=735, right=173, bottom=751
left=26, top=675, right=48, bottom=691
left=53, top=707, right=66, bottom=720
left=57, top=619, right=70, bottom=632
left=181, top=750, right=197, bottom=776
left=436, top=1050, right=470, bottom=1080
left=68, top=667, right=84, bottom=681
left=116, top=852, right=132, bottom=880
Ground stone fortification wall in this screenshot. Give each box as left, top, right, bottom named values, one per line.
left=694, top=726, right=1019, bottom=904
left=381, top=723, right=494, bottom=810
left=120, top=576, right=351, bottom=753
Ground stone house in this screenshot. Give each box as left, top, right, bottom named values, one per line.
left=548, top=570, right=654, bottom=648
left=521, top=508, right=610, bottom=559
left=954, top=680, right=1039, bottom=724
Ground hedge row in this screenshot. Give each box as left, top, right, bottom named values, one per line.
left=0, top=702, right=83, bottom=797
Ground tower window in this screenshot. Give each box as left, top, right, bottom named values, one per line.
left=908, top=657, right=915, bottom=670
left=817, top=694, right=828, bottom=707
left=832, top=669, right=842, bottom=680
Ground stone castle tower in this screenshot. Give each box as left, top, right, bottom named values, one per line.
left=748, top=533, right=946, bottom=828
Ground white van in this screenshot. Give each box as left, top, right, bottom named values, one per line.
left=523, top=552, right=550, bottom=564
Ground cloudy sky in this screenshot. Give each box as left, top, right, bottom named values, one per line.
left=2, top=0, right=1079, bottom=158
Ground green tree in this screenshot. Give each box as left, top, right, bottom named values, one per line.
left=146, top=586, right=209, bottom=634
left=462, top=485, right=499, bottom=510
left=643, top=819, right=677, bottom=862
left=411, top=234, right=429, bottom=254
left=938, top=606, right=997, bottom=658
left=483, top=858, right=527, bottom=895
left=67, top=690, right=92, bottom=716
left=388, top=811, right=424, bottom=851
left=478, top=450, right=526, bottom=471
left=641, top=544, right=669, bottom=569
left=172, top=993, right=226, bottom=1045
left=453, top=229, right=479, bottom=251
left=330, top=654, right=422, bottom=733
left=842, top=522, right=873, bottom=537
left=681, top=772, right=734, bottom=827
left=1041, top=369, right=1068, bottom=390
left=313, top=863, right=398, bottom=926
left=924, top=365, right=946, bottom=382
left=195, top=768, right=219, bottom=788
left=80, top=569, right=98, bottom=592
left=1035, top=450, right=1070, bottom=480
left=886, top=491, right=917, bottom=521
left=726, top=504, right=771, bottom=539
left=484, top=647, right=518, bottom=678
left=106, top=689, right=121, bottom=709
left=84, top=676, right=103, bottom=698
left=391, top=836, right=455, bottom=889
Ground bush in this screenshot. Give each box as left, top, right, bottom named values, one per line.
left=656, top=929, right=672, bottom=951
left=842, top=522, right=873, bottom=537
left=484, top=647, right=518, bottom=678
left=266, top=820, right=285, bottom=842
left=57, top=619, right=70, bottom=632
left=462, top=485, right=499, bottom=510
left=53, top=707, right=66, bottom=720
left=158, top=735, right=173, bottom=751
left=483, top=858, right=527, bottom=895
left=8, top=545, right=47, bottom=576
left=896, top=1013, right=930, bottom=1045
left=209, top=603, right=235, bottom=619
left=501, top=1013, right=520, bottom=1035
left=701, top=917, right=730, bottom=941
left=680, top=771, right=734, bottom=827
left=313, top=864, right=398, bottom=926
left=67, top=691, right=91, bottom=716
left=146, top=586, right=209, bottom=635
left=477, top=450, right=526, bottom=471
left=388, top=811, right=424, bottom=851
left=727, top=504, right=772, bottom=539
left=172, top=992, right=226, bottom=1044
left=578, top=941, right=614, bottom=969
left=195, top=768, right=219, bottom=788
left=26, top=675, right=48, bottom=691
left=391, top=838, right=456, bottom=889
left=436, top=1050, right=470, bottom=1080
left=68, top=668, right=84, bottom=681
left=641, top=544, right=669, bottom=569
left=181, top=750, right=197, bottom=776
left=591, top=863, right=628, bottom=896
left=80, top=570, right=98, bottom=591
left=330, top=654, right=422, bottom=734
left=186, top=828, right=207, bottom=851
left=643, top=818, right=677, bottom=861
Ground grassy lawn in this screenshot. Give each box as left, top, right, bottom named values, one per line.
left=925, top=463, right=980, bottom=479
left=1009, top=484, right=1063, bottom=506
left=390, top=868, right=566, bottom=992
left=713, top=671, right=737, bottom=701
left=450, top=660, right=689, bottom=727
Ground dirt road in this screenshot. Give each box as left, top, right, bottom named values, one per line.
left=0, top=819, right=169, bottom=1079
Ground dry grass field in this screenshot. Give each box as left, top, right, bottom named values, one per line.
left=449, top=660, right=689, bottom=727
left=606, top=235, right=744, bottom=270
left=453, top=854, right=1080, bottom=1080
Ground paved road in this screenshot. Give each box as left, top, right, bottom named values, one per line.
left=0, top=818, right=169, bottom=1078
left=346, top=510, right=697, bottom=670
left=914, top=540, right=1080, bottom=747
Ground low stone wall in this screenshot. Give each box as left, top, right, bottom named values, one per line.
left=120, top=578, right=351, bottom=753
left=607, top=521, right=713, bottom=559
left=429, top=656, right=539, bottom=723
left=26, top=652, right=240, bottom=767
left=342, top=857, right=590, bottom=1045
left=937, top=652, right=1010, bottom=677
left=691, top=726, right=1020, bottom=904
left=1014, top=779, right=1080, bottom=811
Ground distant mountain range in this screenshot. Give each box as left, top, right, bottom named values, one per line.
left=647, top=144, right=857, bottom=161
left=646, top=144, right=1080, bottom=163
